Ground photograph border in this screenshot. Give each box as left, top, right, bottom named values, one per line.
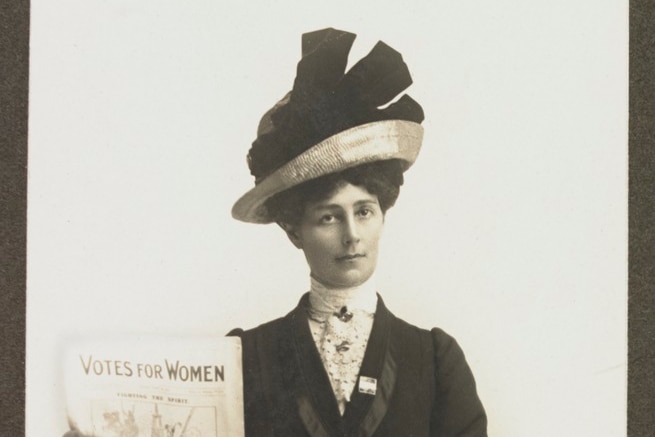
left=1, top=1, right=653, bottom=435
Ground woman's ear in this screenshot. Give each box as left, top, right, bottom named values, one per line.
left=278, top=222, right=303, bottom=249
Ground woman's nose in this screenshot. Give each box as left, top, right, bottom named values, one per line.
left=342, top=216, right=361, bottom=245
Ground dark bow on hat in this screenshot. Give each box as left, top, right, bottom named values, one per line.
left=247, top=28, right=425, bottom=183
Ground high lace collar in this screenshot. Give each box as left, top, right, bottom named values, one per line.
left=308, top=275, right=378, bottom=315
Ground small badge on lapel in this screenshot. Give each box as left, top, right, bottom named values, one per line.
left=358, top=376, right=377, bottom=395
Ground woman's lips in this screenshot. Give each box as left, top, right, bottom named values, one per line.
left=336, top=254, right=365, bottom=261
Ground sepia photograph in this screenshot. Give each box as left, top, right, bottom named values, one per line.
left=25, top=1, right=627, bottom=436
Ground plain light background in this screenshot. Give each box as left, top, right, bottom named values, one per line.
left=26, top=1, right=628, bottom=436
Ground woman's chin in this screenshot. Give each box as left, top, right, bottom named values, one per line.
left=321, top=271, right=372, bottom=289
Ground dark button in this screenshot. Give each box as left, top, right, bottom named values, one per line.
left=336, top=341, right=351, bottom=352
left=335, top=306, right=353, bottom=322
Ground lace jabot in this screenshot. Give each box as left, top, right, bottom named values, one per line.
left=306, top=275, right=378, bottom=415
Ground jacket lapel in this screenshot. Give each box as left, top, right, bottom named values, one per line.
left=343, top=296, right=396, bottom=437
left=287, top=295, right=345, bottom=435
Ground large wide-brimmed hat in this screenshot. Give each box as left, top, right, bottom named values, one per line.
left=232, top=28, right=424, bottom=224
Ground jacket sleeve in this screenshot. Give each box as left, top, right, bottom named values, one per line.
left=431, top=328, right=487, bottom=437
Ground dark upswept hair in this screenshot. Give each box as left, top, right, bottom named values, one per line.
left=264, top=159, right=405, bottom=225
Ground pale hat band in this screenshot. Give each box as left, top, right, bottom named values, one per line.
left=232, top=119, right=424, bottom=224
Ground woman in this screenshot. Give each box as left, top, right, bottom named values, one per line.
left=229, top=28, right=487, bottom=437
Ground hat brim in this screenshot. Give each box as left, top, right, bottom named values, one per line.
left=232, top=119, right=424, bottom=224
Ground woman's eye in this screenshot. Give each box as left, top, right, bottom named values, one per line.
left=357, top=208, right=373, bottom=218
left=320, top=215, right=335, bottom=224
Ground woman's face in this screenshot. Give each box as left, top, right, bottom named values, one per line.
left=285, top=182, right=385, bottom=288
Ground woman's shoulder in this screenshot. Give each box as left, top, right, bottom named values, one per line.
left=388, top=311, right=470, bottom=369
left=227, top=315, right=288, bottom=339
left=429, top=326, right=463, bottom=356
left=227, top=295, right=308, bottom=339
left=388, top=310, right=458, bottom=347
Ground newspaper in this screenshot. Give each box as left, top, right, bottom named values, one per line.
left=63, top=336, right=244, bottom=437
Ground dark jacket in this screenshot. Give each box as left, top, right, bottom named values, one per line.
left=229, top=295, right=487, bottom=437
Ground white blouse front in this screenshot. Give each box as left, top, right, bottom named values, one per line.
left=306, top=275, right=377, bottom=415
